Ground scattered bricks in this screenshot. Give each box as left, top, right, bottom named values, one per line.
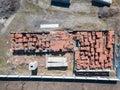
left=18, top=43, right=23, bottom=47
left=45, top=42, right=50, bottom=48
left=10, top=34, right=14, bottom=38
left=81, top=56, right=87, bottom=60
left=11, top=31, right=114, bottom=71
left=106, top=31, right=115, bottom=48
left=104, top=59, right=109, bottom=64
left=85, top=52, right=88, bottom=56
left=101, top=63, right=105, bottom=70
left=102, top=54, right=107, bottom=60
left=108, top=30, right=114, bottom=36
left=90, top=56, right=94, bottom=60
left=81, top=32, right=85, bottom=35
left=75, top=51, right=80, bottom=60
left=90, top=64, right=96, bottom=69
left=38, top=47, right=42, bottom=51
left=15, top=33, right=23, bottom=38
left=91, top=48, right=94, bottom=52
left=91, top=52, right=94, bottom=56
left=91, top=43, right=94, bottom=48
left=41, top=42, right=46, bottom=48
left=109, top=51, right=113, bottom=58
left=111, top=38, right=114, bottom=44
left=95, top=56, right=99, bottom=60
left=30, top=46, right=35, bottom=50
left=23, top=43, right=28, bottom=47
left=99, top=56, right=104, bottom=63
left=76, top=64, right=81, bottom=70
left=95, top=52, right=98, bottom=56
left=26, top=34, right=31, bottom=38
left=90, top=39, right=95, bottom=44
left=17, top=38, right=23, bottom=43
left=105, top=63, right=109, bottom=68
left=29, top=38, right=33, bottom=42
left=11, top=46, right=15, bottom=50
left=88, top=52, right=91, bottom=56
left=23, top=37, right=28, bottom=42
left=86, top=47, right=90, bottom=51
left=10, top=37, right=15, bottom=41
left=96, top=32, right=102, bottom=38
left=83, top=32, right=87, bottom=37
left=107, top=44, right=112, bottom=49
left=80, top=47, right=86, bottom=51
left=33, top=38, right=37, bottom=42
left=96, top=47, right=103, bottom=52
left=92, top=32, right=96, bottom=36
left=92, top=35, right=96, bottom=40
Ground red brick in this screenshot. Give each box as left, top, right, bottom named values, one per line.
left=15, top=33, right=23, bottom=38
left=10, top=34, right=14, bottom=38
left=96, top=32, right=102, bottom=38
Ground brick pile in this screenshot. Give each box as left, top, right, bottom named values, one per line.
left=10, top=30, right=115, bottom=71
left=10, top=31, right=74, bottom=52
left=75, top=31, right=114, bottom=70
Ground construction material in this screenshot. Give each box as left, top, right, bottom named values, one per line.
left=46, top=63, right=68, bottom=68
left=40, top=24, right=59, bottom=29
left=75, top=31, right=114, bottom=71
left=46, top=57, right=68, bottom=68
left=10, top=30, right=115, bottom=71
left=47, top=57, right=67, bottom=63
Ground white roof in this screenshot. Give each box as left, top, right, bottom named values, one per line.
left=40, top=24, right=59, bottom=29
left=98, top=0, right=112, bottom=3
left=102, top=0, right=112, bottom=3
left=46, top=57, right=68, bottom=68
left=47, top=57, right=67, bottom=63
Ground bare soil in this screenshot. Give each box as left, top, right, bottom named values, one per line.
left=0, top=81, right=120, bottom=90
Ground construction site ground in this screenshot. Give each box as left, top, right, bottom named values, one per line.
left=0, top=0, right=120, bottom=89
left=0, top=81, right=120, bottom=90
left=0, top=0, right=119, bottom=75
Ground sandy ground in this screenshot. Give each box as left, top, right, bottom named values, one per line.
left=0, top=81, right=120, bottom=90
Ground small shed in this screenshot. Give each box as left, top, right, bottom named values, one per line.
left=51, top=0, right=70, bottom=8
left=92, top=0, right=112, bottom=7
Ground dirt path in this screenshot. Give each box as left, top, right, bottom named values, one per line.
left=1, top=14, right=16, bottom=34
left=0, top=81, right=120, bottom=90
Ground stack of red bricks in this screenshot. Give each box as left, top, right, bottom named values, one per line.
left=75, top=30, right=114, bottom=70
left=10, top=30, right=115, bottom=71
left=10, top=31, right=74, bottom=52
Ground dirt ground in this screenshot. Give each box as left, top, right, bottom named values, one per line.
left=0, top=0, right=120, bottom=89
left=0, top=81, right=120, bottom=90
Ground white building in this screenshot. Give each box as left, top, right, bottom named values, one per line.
left=92, top=0, right=112, bottom=7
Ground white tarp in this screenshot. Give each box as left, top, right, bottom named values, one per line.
left=40, top=24, right=59, bottom=29
left=47, top=57, right=67, bottom=63
left=46, top=57, right=68, bottom=68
